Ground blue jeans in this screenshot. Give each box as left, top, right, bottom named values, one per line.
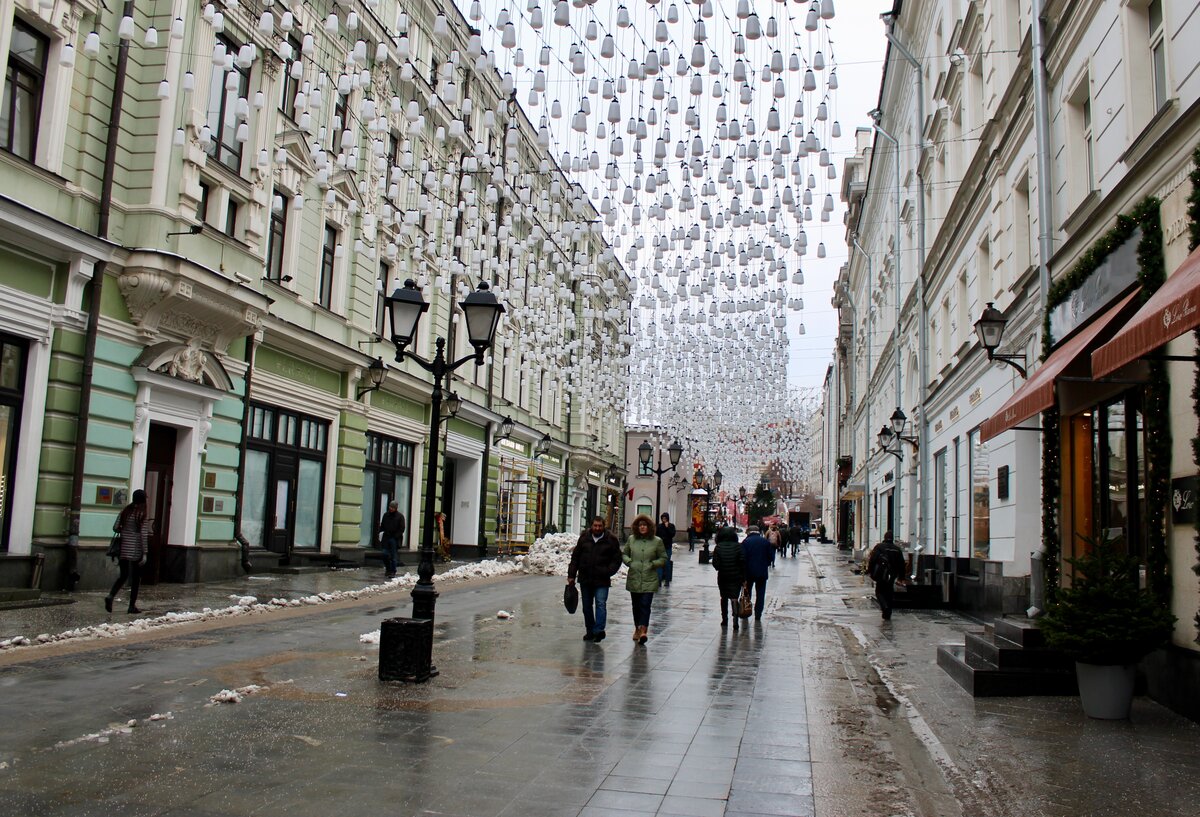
left=747, top=575, right=768, bottom=618
left=380, top=536, right=398, bottom=575
left=580, top=583, right=609, bottom=634
left=630, top=592, right=654, bottom=627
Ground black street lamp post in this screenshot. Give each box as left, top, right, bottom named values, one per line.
left=383, top=279, right=504, bottom=675
left=638, top=438, right=683, bottom=521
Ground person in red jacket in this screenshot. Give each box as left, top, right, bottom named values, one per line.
left=567, top=517, right=623, bottom=642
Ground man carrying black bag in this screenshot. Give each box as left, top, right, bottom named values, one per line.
left=867, top=530, right=907, bottom=621
left=567, top=517, right=623, bottom=642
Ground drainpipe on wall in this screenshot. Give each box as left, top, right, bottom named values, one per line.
left=1030, top=0, right=1054, bottom=614
left=64, top=0, right=135, bottom=590
left=852, top=237, right=874, bottom=554
left=883, top=20, right=930, bottom=558
left=232, top=335, right=258, bottom=572
left=872, top=120, right=903, bottom=542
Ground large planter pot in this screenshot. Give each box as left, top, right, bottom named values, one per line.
left=1075, top=661, right=1136, bottom=719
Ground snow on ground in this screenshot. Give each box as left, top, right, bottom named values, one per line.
left=4, top=535, right=616, bottom=656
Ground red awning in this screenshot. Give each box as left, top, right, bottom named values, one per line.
left=1091, top=244, right=1200, bottom=377
left=979, top=289, right=1140, bottom=442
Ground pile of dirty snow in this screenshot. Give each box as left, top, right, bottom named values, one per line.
left=0, top=557, right=526, bottom=655
left=520, top=533, right=578, bottom=576
left=520, top=532, right=628, bottom=580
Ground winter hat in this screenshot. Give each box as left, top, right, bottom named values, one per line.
left=131, top=489, right=147, bottom=504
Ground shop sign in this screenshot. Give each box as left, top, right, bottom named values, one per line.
left=1049, top=232, right=1140, bottom=341
left=587, top=469, right=602, bottom=479
left=1171, top=476, right=1198, bottom=525
left=541, top=453, right=561, bottom=466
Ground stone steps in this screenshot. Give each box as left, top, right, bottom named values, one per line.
left=938, top=617, right=1078, bottom=697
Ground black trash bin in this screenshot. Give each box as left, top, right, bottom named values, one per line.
left=379, top=617, right=438, bottom=683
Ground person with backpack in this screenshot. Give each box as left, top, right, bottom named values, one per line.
left=867, top=531, right=907, bottom=621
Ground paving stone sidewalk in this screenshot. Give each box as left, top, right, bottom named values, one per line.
left=1, top=543, right=1198, bottom=817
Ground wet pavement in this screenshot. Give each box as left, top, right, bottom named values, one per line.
left=1, top=544, right=1198, bottom=817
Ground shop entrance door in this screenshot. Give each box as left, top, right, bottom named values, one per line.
left=143, top=424, right=177, bottom=584
left=269, top=452, right=297, bottom=557
left=0, top=334, right=27, bottom=552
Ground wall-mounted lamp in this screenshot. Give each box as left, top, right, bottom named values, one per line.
left=439, top=389, right=462, bottom=420
left=878, top=408, right=919, bottom=461
left=533, top=432, right=553, bottom=459
left=355, top=357, right=386, bottom=400
left=974, top=302, right=1028, bottom=378
left=494, top=416, right=515, bottom=442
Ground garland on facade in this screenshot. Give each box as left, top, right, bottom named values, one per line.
left=1041, top=197, right=1167, bottom=603
left=1187, top=142, right=1200, bottom=640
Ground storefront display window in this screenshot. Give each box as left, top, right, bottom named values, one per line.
left=1065, top=393, right=1147, bottom=565
left=243, top=404, right=328, bottom=553
left=969, top=429, right=990, bottom=558
left=361, top=431, right=414, bottom=547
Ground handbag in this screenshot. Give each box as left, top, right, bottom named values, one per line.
left=106, top=531, right=121, bottom=560
left=563, top=583, right=579, bottom=614
left=736, top=583, right=753, bottom=618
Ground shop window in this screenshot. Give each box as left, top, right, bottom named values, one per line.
left=0, top=335, right=27, bottom=551
left=242, top=404, right=328, bottom=553
left=969, top=429, right=990, bottom=558
left=1, top=18, right=49, bottom=162
left=206, top=35, right=249, bottom=173
left=361, top=431, right=414, bottom=547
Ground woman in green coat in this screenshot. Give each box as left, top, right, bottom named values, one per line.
left=623, top=513, right=668, bottom=644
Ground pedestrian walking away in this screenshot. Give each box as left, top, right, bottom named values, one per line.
left=788, top=522, right=805, bottom=557
left=710, top=526, right=746, bottom=629
left=567, top=516, right=623, bottom=642
left=868, top=530, right=908, bottom=621
left=105, top=489, right=151, bottom=614
left=623, top=513, right=667, bottom=644
left=766, top=523, right=784, bottom=558
left=741, top=525, right=774, bottom=621
left=377, top=500, right=406, bottom=577
left=656, top=513, right=677, bottom=586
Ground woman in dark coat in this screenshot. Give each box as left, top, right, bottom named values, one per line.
left=105, top=489, right=150, bottom=614
left=710, top=526, right=746, bottom=629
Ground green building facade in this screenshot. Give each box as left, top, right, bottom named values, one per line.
left=0, top=0, right=630, bottom=590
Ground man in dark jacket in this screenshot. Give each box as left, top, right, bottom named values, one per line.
left=741, top=525, right=775, bottom=621
left=656, top=513, right=676, bottom=586
left=567, top=516, right=623, bottom=642
left=867, top=530, right=907, bottom=620
left=377, top=501, right=406, bottom=577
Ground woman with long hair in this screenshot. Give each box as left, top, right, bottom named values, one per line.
left=105, top=489, right=150, bottom=614
left=622, top=514, right=667, bottom=644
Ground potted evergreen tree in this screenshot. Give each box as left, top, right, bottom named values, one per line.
left=1038, top=538, right=1175, bottom=719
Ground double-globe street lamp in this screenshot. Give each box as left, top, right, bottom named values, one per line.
left=637, top=438, right=684, bottom=522
left=385, top=279, right=504, bottom=669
